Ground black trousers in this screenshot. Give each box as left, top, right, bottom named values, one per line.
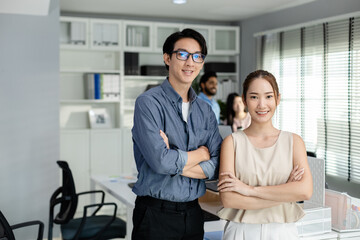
left=131, top=196, right=204, bottom=240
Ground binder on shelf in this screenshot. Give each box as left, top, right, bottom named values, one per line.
left=125, top=52, right=139, bottom=75
left=93, top=23, right=118, bottom=46
left=70, top=22, right=86, bottom=45
left=132, top=27, right=136, bottom=46
left=111, top=24, right=118, bottom=46
left=93, top=23, right=102, bottom=46
left=85, top=74, right=95, bottom=99
left=70, top=22, right=79, bottom=44
left=126, top=27, right=145, bottom=47
left=127, top=27, right=132, bottom=46
left=94, top=73, right=101, bottom=99
left=85, top=73, right=120, bottom=100
left=102, top=24, right=112, bottom=46
left=80, top=23, right=86, bottom=44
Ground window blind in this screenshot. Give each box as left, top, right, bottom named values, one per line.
left=303, top=24, right=324, bottom=153
left=257, top=16, right=360, bottom=184
left=351, top=17, right=360, bottom=183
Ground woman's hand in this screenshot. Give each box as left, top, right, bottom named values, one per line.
left=287, top=165, right=304, bottom=183
left=160, top=130, right=169, bottom=149
left=218, top=172, right=253, bottom=196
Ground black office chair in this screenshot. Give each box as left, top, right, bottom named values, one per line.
left=0, top=210, right=44, bottom=240
left=48, top=161, right=126, bottom=240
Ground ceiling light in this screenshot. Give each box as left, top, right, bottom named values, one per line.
left=173, top=0, right=186, bottom=4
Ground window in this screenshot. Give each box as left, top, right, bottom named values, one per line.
left=257, top=16, right=360, bottom=183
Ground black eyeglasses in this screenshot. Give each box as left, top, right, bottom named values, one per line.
left=172, top=50, right=206, bottom=63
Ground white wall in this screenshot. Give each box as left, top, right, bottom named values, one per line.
left=0, top=0, right=60, bottom=238
left=238, top=0, right=360, bottom=198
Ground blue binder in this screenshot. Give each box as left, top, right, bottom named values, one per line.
left=94, top=73, right=101, bottom=99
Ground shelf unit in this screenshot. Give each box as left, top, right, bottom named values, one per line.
left=154, top=23, right=182, bottom=52
left=60, top=17, right=89, bottom=49
left=59, top=16, right=240, bottom=213
left=123, top=20, right=153, bottom=52
left=183, top=24, right=211, bottom=52
left=90, top=19, right=121, bottom=50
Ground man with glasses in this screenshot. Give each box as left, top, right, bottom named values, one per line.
left=131, top=29, right=222, bottom=239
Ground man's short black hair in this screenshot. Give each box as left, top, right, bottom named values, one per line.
left=200, top=71, right=217, bottom=90
left=163, top=28, right=207, bottom=70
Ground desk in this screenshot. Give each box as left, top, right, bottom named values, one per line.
left=91, top=175, right=226, bottom=240
left=91, top=175, right=136, bottom=240
left=92, top=175, right=360, bottom=240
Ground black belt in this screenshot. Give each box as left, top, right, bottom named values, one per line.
left=136, top=196, right=198, bottom=211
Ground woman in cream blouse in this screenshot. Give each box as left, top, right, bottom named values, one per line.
left=217, top=70, right=313, bottom=239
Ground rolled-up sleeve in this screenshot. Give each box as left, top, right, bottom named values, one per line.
left=176, top=149, right=188, bottom=173
left=132, top=96, right=186, bottom=175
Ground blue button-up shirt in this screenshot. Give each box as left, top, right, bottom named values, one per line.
left=197, top=92, right=220, bottom=124
left=132, top=79, right=222, bottom=202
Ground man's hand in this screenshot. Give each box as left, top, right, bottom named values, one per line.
left=182, top=146, right=210, bottom=179
left=198, top=145, right=210, bottom=162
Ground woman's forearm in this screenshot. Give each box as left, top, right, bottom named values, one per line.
left=250, top=180, right=312, bottom=202
left=220, top=191, right=283, bottom=210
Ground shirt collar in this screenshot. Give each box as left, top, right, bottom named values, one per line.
left=161, top=78, right=197, bottom=103
left=199, top=92, right=214, bottom=103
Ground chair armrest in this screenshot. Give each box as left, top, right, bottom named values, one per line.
left=73, top=202, right=117, bottom=240
left=77, top=190, right=105, bottom=203
left=77, top=190, right=106, bottom=215
left=84, top=202, right=117, bottom=219
left=12, top=220, right=44, bottom=240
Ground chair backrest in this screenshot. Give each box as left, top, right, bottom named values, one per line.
left=0, top=211, right=15, bottom=240
left=305, top=156, right=325, bottom=208
left=53, top=161, right=78, bottom=224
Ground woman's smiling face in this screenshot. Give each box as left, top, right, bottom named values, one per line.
left=245, top=77, right=280, bottom=124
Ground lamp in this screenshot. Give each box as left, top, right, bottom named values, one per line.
left=173, top=0, right=186, bottom=4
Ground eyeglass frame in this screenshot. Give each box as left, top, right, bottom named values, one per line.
left=171, top=50, right=206, bottom=63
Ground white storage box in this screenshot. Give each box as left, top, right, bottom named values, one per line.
left=337, top=230, right=360, bottom=239
left=296, top=204, right=332, bottom=236
left=325, top=189, right=360, bottom=232
left=296, top=157, right=332, bottom=236
left=299, top=231, right=338, bottom=240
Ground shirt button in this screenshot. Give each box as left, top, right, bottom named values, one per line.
left=190, top=187, right=193, bottom=190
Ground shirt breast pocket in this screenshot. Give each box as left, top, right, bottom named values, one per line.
left=195, top=127, right=210, bottom=147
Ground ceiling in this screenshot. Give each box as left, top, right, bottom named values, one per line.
left=0, top=0, right=50, bottom=16
left=60, top=0, right=317, bottom=22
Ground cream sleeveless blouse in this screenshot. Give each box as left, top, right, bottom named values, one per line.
left=217, top=130, right=304, bottom=224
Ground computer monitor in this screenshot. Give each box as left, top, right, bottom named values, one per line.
left=218, top=125, right=232, bottom=139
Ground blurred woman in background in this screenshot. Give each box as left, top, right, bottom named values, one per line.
left=224, top=92, right=251, bottom=132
